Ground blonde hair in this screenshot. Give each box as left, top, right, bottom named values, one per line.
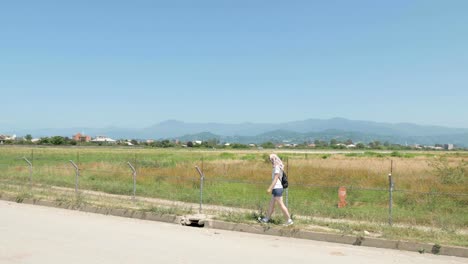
left=269, top=154, right=284, bottom=170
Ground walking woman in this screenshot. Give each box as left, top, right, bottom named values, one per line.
left=259, top=154, right=293, bottom=225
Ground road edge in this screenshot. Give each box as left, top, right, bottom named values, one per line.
left=1, top=195, right=466, bottom=258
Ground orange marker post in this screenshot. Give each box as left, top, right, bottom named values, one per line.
left=338, top=186, right=347, bottom=208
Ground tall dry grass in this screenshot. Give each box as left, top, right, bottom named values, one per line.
left=1, top=147, right=466, bottom=194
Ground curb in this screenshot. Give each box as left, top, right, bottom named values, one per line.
left=205, top=220, right=468, bottom=258
left=2, top=196, right=184, bottom=226
left=2, top=196, right=467, bottom=258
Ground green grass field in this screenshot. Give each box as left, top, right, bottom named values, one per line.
left=0, top=146, right=466, bottom=230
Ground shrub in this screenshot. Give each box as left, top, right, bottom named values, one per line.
left=429, top=157, right=467, bottom=185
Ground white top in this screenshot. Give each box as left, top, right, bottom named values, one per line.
left=271, top=165, right=283, bottom=189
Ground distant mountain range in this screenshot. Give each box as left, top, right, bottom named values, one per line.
left=3, top=118, right=468, bottom=147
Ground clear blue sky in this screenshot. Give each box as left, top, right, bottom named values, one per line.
left=1, top=0, right=467, bottom=129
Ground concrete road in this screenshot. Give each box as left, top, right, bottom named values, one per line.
left=0, top=200, right=466, bottom=264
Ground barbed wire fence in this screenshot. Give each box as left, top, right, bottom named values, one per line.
left=0, top=150, right=467, bottom=227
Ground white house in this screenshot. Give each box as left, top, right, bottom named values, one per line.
left=91, top=136, right=116, bottom=143
left=0, top=134, right=16, bottom=144
left=0, top=134, right=16, bottom=140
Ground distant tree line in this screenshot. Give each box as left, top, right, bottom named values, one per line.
left=1, top=135, right=463, bottom=150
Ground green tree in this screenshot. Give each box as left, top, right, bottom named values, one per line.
left=261, top=142, right=275, bottom=149
left=39, top=137, right=50, bottom=144
left=314, top=140, right=328, bottom=148
left=25, top=134, right=33, bottom=141
left=231, top=143, right=248, bottom=149
left=158, top=140, right=174, bottom=148
left=202, top=138, right=218, bottom=148
left=50, top=136, right=65, bottom=145
left=369, top=140, right=381, bottom=149
left=356, top=143, right=366, bottom=149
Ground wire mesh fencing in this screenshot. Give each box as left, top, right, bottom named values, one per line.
left=0, top=149, right=466, bottom=229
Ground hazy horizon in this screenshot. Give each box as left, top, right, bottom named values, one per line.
left=3, top=117, right=468, bottom=132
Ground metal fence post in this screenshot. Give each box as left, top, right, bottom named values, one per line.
left=388, top=160, right=394, bottom=225
left=127, top=162, right=137, bottom=201
left=23, top=157, right=33, bottom=188
left=285, top=157, right=289, bottom=208
left=69, top=160, right=79, bottom=195
left=388, top=173, right=394, bottom=225
left=195, top=166, right=205, bottom=214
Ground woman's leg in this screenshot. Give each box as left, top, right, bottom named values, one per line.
left=275, top=196, right=291, bottom=220
left=266, top=196, right=276, bottom=219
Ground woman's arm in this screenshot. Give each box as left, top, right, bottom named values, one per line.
left=267, top=173, right=280, bottom=193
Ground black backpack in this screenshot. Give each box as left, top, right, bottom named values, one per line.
left=281, top=170, right=289, bottom=189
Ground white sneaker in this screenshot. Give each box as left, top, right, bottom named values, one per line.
left=284, top=219, right=294, bottom=226
left=258, top=217, right=269, bottom=223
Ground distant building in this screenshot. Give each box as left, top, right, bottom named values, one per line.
left=91, top=136, right=116, bottom=143
left=73, top=133, right=91, bottom=142
left=0, top=134, right=16, bottom=140
left=412, top=144, right=423, bottom=150
left=0, top=134, right=16, bottom=144
left=444, top=144, right=454, bottom=150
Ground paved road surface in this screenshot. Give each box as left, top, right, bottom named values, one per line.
left=0, top=200, right=466, bottom=264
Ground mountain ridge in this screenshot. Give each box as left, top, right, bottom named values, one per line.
left=2, top=118, right=468, bottom=146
